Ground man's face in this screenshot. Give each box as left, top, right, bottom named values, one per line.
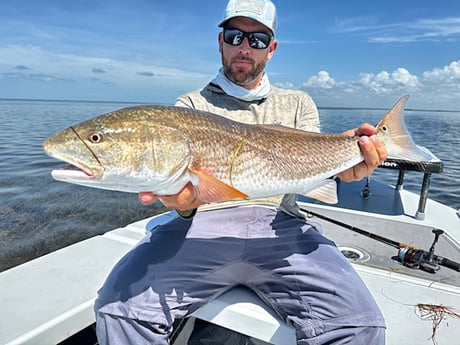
left=219, top=16, right=277, bottom=89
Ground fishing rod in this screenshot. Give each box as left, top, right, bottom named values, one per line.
left=301, top=207, right=460, bottom=274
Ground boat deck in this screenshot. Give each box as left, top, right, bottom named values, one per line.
left=1, top=178, right=459, bottom=345
left=0, top=218, right=147, bottom=345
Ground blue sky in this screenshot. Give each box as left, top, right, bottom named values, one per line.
left=0, top=0, right=459, bottom=109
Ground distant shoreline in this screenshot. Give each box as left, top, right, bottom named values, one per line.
left=0, top=97, right=152, bottom=106
left=319, top=106, right=460, bottom=113
left=1, top=97, right=459, bottom=113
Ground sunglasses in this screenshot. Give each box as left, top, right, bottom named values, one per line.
left=223, top=28, right=273, bottom=49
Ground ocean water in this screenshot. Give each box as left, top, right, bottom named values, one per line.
left=1, top=99, right=459, bottom=272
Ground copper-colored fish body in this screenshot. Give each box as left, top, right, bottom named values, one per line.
left=43, top=96, right=430, bottom=203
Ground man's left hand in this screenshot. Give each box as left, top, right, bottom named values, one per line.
left=336, top=123, right=388, bottom=182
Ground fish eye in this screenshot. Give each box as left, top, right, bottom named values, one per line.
left=88, top=132, right=104, bottom=143
left=381, top=126, right=388, bottom=132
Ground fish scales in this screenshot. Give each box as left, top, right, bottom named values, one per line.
left=131, top=106, right=362, bottom=182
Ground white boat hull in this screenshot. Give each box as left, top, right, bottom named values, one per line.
left=1, top=175, right=459, bottom=345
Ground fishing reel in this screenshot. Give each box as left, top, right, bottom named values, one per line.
left=398, top=247, right=440, bottom=273
left=397, top=229, right=445, bottom=273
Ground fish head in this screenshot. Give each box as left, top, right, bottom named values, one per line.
left=43, top=109, right=192, bottom=192
left=44, top=125, right=105, bottom=179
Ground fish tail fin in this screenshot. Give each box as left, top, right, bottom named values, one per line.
left=376, top=95, right=432, bottom=161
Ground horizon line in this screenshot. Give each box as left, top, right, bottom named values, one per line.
left=1, top=97, right=459, bottom=113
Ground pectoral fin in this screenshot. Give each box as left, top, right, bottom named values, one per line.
left=303, top=179, right=338, bottom=204
left=190, top=168, right=249, bottom=203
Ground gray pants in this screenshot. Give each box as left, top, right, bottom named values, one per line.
left=95, top=206, right=385, bottom=344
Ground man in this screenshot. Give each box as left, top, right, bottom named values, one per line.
left=95, top=0, right=387, bottom=344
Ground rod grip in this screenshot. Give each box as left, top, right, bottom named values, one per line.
left=437, top=256, right=460, bottom=272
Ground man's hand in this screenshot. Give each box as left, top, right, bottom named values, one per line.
left=336, top=123, right=388, bottom=182
left=138, top=182, right=205, bottom=210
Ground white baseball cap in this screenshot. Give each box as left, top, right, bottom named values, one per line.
left=218, top=0, right=277, bottom=34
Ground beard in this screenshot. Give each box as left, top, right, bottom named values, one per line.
left=222, top=55, right=267, bottom=87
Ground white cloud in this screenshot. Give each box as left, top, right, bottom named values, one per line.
left=0, top=44, right=458, bottom=109
left=285, top=61, right=460, bottom=109
left=356, top=68, right=420, bottom=94
left=0, top=44, right=208, bottom=83
left=0, top=44, right=211, bottom=102
left=418, top=61, right=460, bottom=105
left=92, top=68, right=106, bottom=74
left=422, top=60, right=460, bottom=82
left=302, top=71, right=338, bottom=89
left=335, top=16, right=460, bottom=43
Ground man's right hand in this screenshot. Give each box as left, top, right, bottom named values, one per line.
left=138, top=182, right=205, bottom=210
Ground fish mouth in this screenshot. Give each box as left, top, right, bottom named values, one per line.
left=51, top=164, right=99, bottom=181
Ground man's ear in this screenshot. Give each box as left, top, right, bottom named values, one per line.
left=218, top=32, right=224, bottom=53
left=267, top=39, right=278, bottom=60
